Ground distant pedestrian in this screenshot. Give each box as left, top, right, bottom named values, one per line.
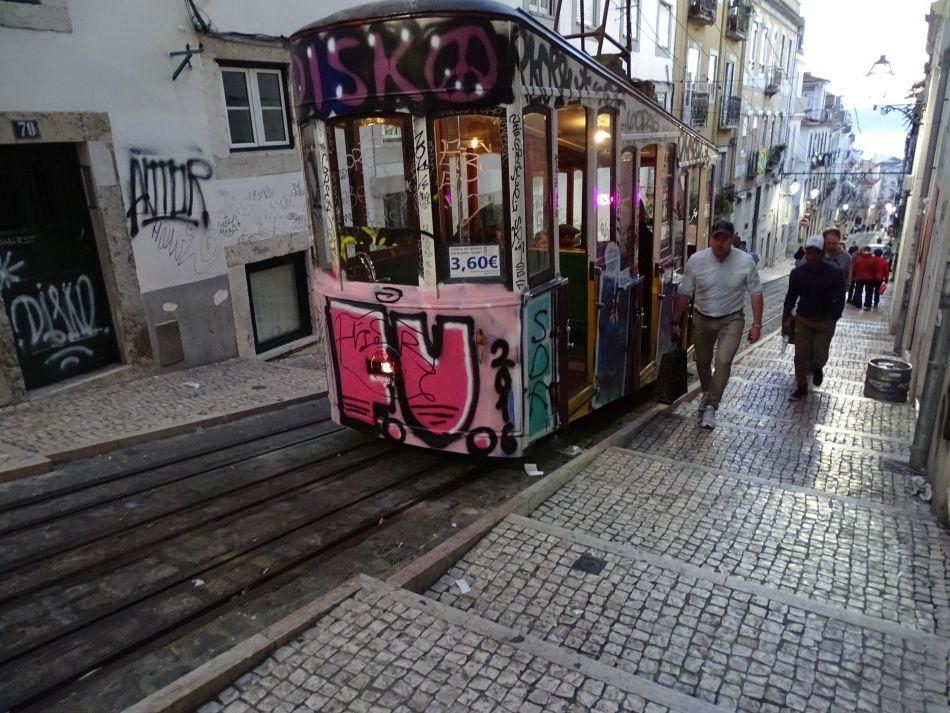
left=871, top=248, right=890, bottom=308
left=671, top=220, right=764, bottom=430
left=822, top=227, right=852, bottom=295
left=848, top=240, right=859, bottom=256
left=783, top=235, right=845, bottom=401
left=851, top=246, right=877, bottom=309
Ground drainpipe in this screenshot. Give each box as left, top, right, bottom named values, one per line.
left=909, top=260, right=950, bottom=476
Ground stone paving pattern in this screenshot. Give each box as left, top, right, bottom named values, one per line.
left=199, top=583, right=674, bottom=713
left=625, top=413, right=919, bottom=506
left=429, top=517, right=949, bottom=712
left=531, top=448, right=950, bottom=636
left=197, top=302, right=950, bottom=712
left=0, top=354, right=327, bottom=466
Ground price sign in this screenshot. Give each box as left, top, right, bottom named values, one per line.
left=11, top=119, right=41, bottom=140
left=449, top=244, right=501, bottom=278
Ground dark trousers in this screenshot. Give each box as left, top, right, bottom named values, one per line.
left=851, top=280, right=874, bottom=308
left=871, top=280, right=883, bottom=307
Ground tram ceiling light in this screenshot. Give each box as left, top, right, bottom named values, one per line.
left=594, top=129, right=612, bottom=144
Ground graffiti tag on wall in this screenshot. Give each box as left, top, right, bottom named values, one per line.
left=126, top=150, right=212, bottom=238
left=291, top=19, right=513, bottom=121
left=326, top=298, right=518, bottom=456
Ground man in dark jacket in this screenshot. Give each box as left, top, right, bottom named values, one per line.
left=783, top=235, right=846, bottom=401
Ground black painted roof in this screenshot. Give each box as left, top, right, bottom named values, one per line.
left=293, top=0, right=521, bottom=35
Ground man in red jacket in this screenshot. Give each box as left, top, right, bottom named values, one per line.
left=871, top=248, right=890, bottom=309
left=851, top=246, right=877, bottom=310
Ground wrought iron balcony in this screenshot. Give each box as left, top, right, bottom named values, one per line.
left=690, top=91, right=710, bottom=127
left=765, top=66, right=785, bottom=96
left=726, top=0, right=752, bottom=40
left=720, top=95, right=741, bottom=128
left=688, top=0, right=717, bottom=25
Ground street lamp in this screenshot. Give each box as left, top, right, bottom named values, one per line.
left=809, top=188, right=820, bottom=199
left=842, top=203, right=850, bottom=211
left=886, top=204, right=897, bottom=215
left=789, top=180, right=801, bottom=195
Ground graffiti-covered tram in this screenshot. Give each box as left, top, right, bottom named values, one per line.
left=290, top=0, right=717, bottom=457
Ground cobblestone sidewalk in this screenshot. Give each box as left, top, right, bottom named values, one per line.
left=0, top=347, right=327, bottom=480
left=199, top=307, right=950, bottom=712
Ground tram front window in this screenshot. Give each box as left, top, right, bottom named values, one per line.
left=329, top=116, right=420, bottom=285
left=433, top=114, right=507, bottom=282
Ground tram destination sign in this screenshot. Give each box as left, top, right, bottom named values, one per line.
left=449, top=244, right=501, bottom=278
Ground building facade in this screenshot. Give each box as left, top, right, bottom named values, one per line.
left=890, top=0, right=950, bottom=523
left=730, top=0, right=804, bottom=266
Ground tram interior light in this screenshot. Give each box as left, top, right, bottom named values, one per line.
left=594, top=129, right=611, bottom=144
left=596, top=193, right=611, bottom=206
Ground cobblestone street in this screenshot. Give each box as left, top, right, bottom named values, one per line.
left=197, top=306, right=950, bottom=712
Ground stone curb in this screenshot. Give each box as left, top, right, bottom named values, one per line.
left=122, top=580, right=362, bottom=713
left=0, top=392, right=322, bottom=483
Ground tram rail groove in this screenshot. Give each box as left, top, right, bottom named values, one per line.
left=0, top=406, right=333, bottom=525
left=0, top=427, right=375, bottom=575
left=1, top=460, right=491, bottom=712
left=0, top=435, right=394, bottom=608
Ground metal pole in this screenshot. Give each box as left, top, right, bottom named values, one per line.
left=909, top=260, right=950, bottom=476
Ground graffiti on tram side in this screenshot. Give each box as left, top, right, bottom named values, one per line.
left=516, top=29, right=619, bottom=104
left=326, top=299, right=521, bottom=455
left=678, top=131, right=714, bottom=167
left=291, top=19, right=513, bottom=121
left=525, top=292, right=553, bottom=438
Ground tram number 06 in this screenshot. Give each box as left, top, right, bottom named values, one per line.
left=451, top=255, right=499, bottom=272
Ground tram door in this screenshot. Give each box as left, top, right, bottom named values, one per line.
left=556, top=105, right=592, bottom=404
left=637, top=145, right=658, bottom=371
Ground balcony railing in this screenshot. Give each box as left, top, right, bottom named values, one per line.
left=720, top=95, right=741, bottom=128
left=726, top=0, right=752, bottom=40
left=688, top=0, right=717, bottom=25
left=690, top=91, right=710, bottom=127
left=765, top=66, right=785, bottom=96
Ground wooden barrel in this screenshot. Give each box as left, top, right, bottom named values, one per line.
left=864, top=357, right=912, bottom=403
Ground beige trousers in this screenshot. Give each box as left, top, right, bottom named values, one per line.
left=793, top=315, right=837, bottom=389
left=692, top=311, right=745, bottom=408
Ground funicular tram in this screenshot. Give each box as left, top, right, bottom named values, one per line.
left=290, top=0, right=718, bottom=457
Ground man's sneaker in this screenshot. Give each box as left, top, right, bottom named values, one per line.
left=700, top=406, right=717, bottom=430
left=813, top=367, right=824, bottom=387
left=697, top=393, right=709, bottom=417
left=789, top=388, right=808, bottom=401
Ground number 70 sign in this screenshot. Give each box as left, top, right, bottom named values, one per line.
left=11, top=119, right=41, bottom=139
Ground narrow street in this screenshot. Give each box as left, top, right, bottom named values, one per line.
left=201, top=303, right=950, bottom=713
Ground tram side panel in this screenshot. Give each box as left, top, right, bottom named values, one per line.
left=318, top=276, right=555, bottom=458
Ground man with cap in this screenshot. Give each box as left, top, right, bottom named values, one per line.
left=783, top=235, right=846, bottom=401
left=795, top=227, right=852, bottom=295
left=671, top=220, right=764, bottom=429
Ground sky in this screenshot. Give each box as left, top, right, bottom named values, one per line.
left=798, top=0, right=932, bottom=159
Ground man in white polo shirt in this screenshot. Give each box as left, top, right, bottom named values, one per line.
left=671, top=220, right=764, bottom=429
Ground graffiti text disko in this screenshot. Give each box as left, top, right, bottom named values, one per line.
left=291, top=18, right=513, bottom=120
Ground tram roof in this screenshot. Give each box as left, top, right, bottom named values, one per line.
left=291, top=0, right=717, bottom=156
left=295, top=0, right=522, bottom=33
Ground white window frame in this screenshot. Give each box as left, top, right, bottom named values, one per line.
left=222, top=66, right=291, bottom=151
left=527, top=0, right=554, bottom=17
left=576, top=0, right=599, bottom=27
left=657, top=2, right=673, bottom=51
left=616, top=0, right=641, bottom=45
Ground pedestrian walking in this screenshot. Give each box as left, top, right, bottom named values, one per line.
left=671, top=220, right=764, bottom=430
left=794, top=228, right=851, bottom=297
left=851, top=246, right=877, bottom=309
left=783, top=235, right=845, bottom=401
left=848, top=240, right=859, bottom=256
left=872, top=248, right=890, bottom=308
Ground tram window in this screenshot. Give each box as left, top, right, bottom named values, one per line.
left=432, top=113, right=507, bottom=281
left=524, top=110, right=553, bottom=282
left=556, top=105, right=587, bottom=250
left=328, top=115, right=420, bottom=286
left=595, top=111, right=615, bottom=243
left=618, top=148, right=636, bottom=271
left=686, top=169, right=701, bottom=258
left=638, top=145, right=657, bottom=277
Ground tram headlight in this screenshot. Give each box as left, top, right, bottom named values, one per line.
left=367, top=347, right=399, bottom=378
